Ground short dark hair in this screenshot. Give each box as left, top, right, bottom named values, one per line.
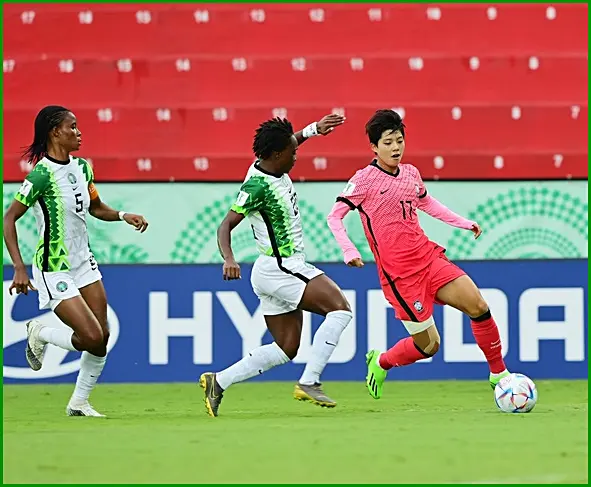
left=22, top=105, right=71, bottom=164
left=252, top=117, right=294, bottom=160
left=365, top=109, right=406, bottom=146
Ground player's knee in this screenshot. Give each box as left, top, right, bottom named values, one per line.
left=412, top=324, right=440, bottom=356
left=78, top=327, right=104, bottom=351
left=467, top=297, right=489, bottom=319
left=279, top=341, right=299, bottom=360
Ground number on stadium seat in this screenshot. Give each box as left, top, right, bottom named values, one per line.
left=59, top=60, right=74, bottom=73
left=350, top=58, right=364, bottom=71
left=571, top=105, right=580, bottom=119
left=408, top=57, right=424, bottom=71
left=232, top=58, right=248, bottom=71
left=553, top=154, right=563, bottom=168
left=426, top=7, right=441, bottom=20
left=194, top=157, right=209, bottom=171
left=367, top=8, right=382, bottom=21
left=117, top=59, right=133, bottom=73
left=20, top=159, right=32, bottom=174
left=21, top=11, right=35, bottom=24
left=3, top=60, right=15, bottom=73
left=212, top=108, right=228, bottom=121
left=137, top=159, right=152, bottom=171
left=313, top=157, right=328, bottom=170
left=272, top=107, right=288, bottom=119
left=175, top=59, right=191, bottom=72
left=309, top=9, right=325, bottom=22
left=78, top=11, right=93, bottom=24
left=194, top=10, right=209, bottom=23
left=291, top=58, right=306, bottom=72
left=250, top=9, right=265, bottom=23
left=97, top=109, right=113, bottom=123
left=136, top=10, right=152, bottom=24
left=156, top=109, right=171, bottom=122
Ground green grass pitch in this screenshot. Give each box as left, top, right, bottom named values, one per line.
left=3, top=380, right=587, bottom=484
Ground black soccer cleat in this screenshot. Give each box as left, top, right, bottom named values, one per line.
left=199, top=372, right=224, bottom=417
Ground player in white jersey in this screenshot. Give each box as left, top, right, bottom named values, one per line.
left=3, top=105, right=149, bottom=416
left=199, top=114, right=354, bottom=417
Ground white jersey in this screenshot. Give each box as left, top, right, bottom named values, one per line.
left=231, top=162, right=304, bottom=258
left=15, top=155, right=94, bottom=272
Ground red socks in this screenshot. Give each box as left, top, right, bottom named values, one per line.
left=470, top=310, right=506, bottom=374
left=378, top=337, right=430, bottom=370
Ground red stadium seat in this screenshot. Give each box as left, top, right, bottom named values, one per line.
left=4, top=3, right=588, bottom=181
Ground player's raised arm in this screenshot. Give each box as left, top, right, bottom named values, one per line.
left=294, top=113, right=345, bottom=146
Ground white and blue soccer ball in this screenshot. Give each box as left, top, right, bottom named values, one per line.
left=494, top=373, right=538, bottom=413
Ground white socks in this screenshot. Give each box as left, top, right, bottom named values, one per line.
left=38, top=326, right=77, bottom=351
left=299, top=310, right=352, bottom=386
left=217, top=342, right=289, bottom=390
left=71, top=352, right=107, bottom=404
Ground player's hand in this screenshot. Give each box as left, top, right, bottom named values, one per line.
left=223, top=258, right=241, bottom=280
left=124, top=213, right=149, bottom=233
left=9, top=266, right=36, bottom=295
left=317, top=113, right=346, bottom=135
left=471, top=223, right=482, bottom=239
left=347, top=258, right=364, bottom=268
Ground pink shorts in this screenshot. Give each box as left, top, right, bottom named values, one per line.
left=382, top=255, right=466, bottom=323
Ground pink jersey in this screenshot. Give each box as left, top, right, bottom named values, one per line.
left=337, top=161, right=443, bottom=281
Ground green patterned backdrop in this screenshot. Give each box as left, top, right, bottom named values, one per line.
left=3, top=181, right=587, bottom=264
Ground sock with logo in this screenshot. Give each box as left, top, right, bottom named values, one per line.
left=38, top=326, right=78, bottom=351
left=70, top=352, right=107, bottom=404
left=299, top=310, right=353, bottom=385
left=216, top=342, right=289, bottom=390
left=470, top=310, right=506, bottom=374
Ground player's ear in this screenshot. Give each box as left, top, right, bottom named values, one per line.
left=370, top=143, right=378, bottom=154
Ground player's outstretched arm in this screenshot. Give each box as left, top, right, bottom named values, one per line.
left=327, top=201, right=364, bottom=267
left=417, top=194, right=482, bottom=239
left=88, top=187, right=148, bottom=232
left=294, top=113, right=345, bottom=147
left=217, top=210, right=244, bottom=280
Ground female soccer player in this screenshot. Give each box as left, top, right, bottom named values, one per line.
left=4, top=105, right=149, bottom=416
left=200, top=114, right=353, bottom=417
left=326, top=109, right=509, bottom=399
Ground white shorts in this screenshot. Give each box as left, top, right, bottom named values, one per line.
left=32, top=255, right=102, bottom=311
left=251, top=254, right=324, bottom=315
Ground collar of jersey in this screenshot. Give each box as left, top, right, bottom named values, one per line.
left=254, top=161, right=283, bottom=178
left=45, top=154, right=70, bottom=165
left=371, top=159, right=400, bottom=177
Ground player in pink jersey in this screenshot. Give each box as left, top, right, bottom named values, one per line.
left=327, top=109, right=509, bottom=398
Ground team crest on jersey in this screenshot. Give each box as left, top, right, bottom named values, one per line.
left=67, top=173, right=77, bottom=185
left=56, top=281, right=68, bottom=293
left=413, top=300, right=423, bottom=312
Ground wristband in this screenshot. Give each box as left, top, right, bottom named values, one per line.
left=118, top=211, right=127, bottom=221
left=302, top=122, right=319, bottom=139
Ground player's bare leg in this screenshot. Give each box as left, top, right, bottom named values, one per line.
left=294, top=274, right=353, bottom=407
left=436, top=275, right=509, bottom=388
left=200, top=311, right=299, bottom=417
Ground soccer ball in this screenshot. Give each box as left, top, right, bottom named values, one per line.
left=494, top=373, right=538, bottom=413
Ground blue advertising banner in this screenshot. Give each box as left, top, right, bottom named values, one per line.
left=3, top=260, right=587, bottom=384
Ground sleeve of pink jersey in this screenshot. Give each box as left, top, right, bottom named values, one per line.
left=327, top=201, right=362, bottom=264
left=327, top=172, right=366, bottom=263
left=414, top=168, right=475, bottom=230
left=336, top=171, right=368, bottom=209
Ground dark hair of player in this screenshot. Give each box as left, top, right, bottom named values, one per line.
left=365, top=109, right=406, bottom=146
left=252, top=117, right=294, bottom=160
left=22, top=105, right=71, bottom=164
